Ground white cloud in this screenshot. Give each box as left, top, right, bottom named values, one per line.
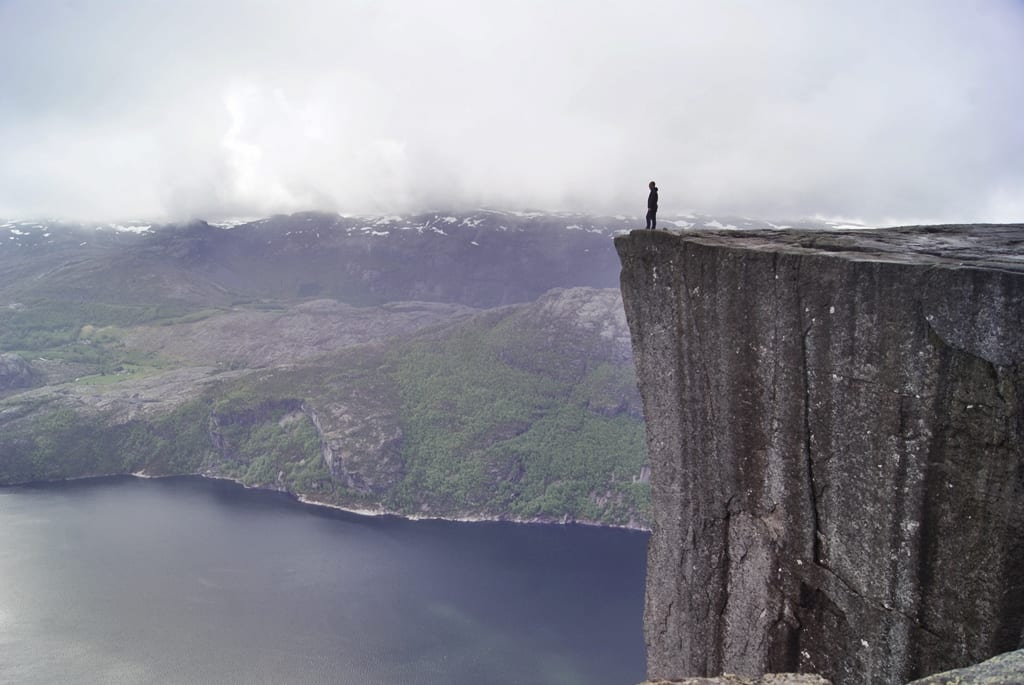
left=0, top=0, right=1021, bottom=224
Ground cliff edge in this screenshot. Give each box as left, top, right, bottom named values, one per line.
left=615, top=226, right=1024, bottom=685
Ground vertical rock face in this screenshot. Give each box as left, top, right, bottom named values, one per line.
left=615, top=227, right=1024, bottom=685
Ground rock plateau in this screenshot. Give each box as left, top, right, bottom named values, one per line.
left=617, top=226, right=1024, bottom=685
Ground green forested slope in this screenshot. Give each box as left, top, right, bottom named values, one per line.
left=0, top=288, right=649, bottom=527
left=386, top=296, right=647, bottom=523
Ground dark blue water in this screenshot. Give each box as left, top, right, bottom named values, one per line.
left=0, top=476, right=647, bottom=685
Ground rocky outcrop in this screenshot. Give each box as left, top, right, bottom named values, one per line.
left=641, top=675, right=830, bottom=685
left=208, top=398, right=305, bottom=460
left=121, top=299, right=476, bottom=368
left=907, top=648, right=1024, bottom=684
left=616, top=227, right=1024, bottom=685
left=0, top=352, right=34, bottom=391
left=306, top=396, right=405, bottom=495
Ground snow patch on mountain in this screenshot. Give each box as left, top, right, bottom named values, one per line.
left=108, top=224, right=153, bottom=234
left=211, top=217, right=262, bottom=229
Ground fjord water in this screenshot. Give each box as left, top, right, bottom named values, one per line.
left=0, top=476, right=646, bottom=685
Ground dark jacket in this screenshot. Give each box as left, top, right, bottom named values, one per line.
left=648, top=187, right=659, bottom=211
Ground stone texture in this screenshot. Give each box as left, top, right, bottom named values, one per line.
left=0, top=352, right=34, bottom=391
left=616, top=226, right=1024, bottom=685
left=640, top=674, right=831, bottom=685
left=907, top=648, right=1024, bottom=684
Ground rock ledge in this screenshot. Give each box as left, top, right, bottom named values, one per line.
left=617, top=226, right=1024, bottom=684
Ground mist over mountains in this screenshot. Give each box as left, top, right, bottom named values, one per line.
left=4, top=3, right=1022, bottom=225
left=1, top=210, right=855, bottom=307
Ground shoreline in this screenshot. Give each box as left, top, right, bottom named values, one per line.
left=4, top=471, right=652, bottom=533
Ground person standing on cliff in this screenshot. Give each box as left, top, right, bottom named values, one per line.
left=646, top=181, right=658, bottom=230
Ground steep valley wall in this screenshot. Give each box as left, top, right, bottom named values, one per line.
left=616, top=227, right=1024, bottom=685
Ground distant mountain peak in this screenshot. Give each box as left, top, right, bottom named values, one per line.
left=0, top=210, right=869, bottom=254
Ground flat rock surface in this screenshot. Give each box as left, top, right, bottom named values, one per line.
left=640, top=675, right=831, bottom=685
left=633, top=224, right=1024, bottom=271
left=907, top=649, right=1024, bottom=684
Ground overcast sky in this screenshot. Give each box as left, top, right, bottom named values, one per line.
left=1, top=1, right=1022, bottom=224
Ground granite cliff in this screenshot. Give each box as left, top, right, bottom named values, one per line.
left=616, top=226, right=1024, bottom=685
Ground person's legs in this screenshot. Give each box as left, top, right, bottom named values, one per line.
left=646, top=210, right=654, bottom=229
left=651, top=211, right=657, bottom=230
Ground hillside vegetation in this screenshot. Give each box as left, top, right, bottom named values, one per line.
left=0, top=213, right=649, bottom=527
